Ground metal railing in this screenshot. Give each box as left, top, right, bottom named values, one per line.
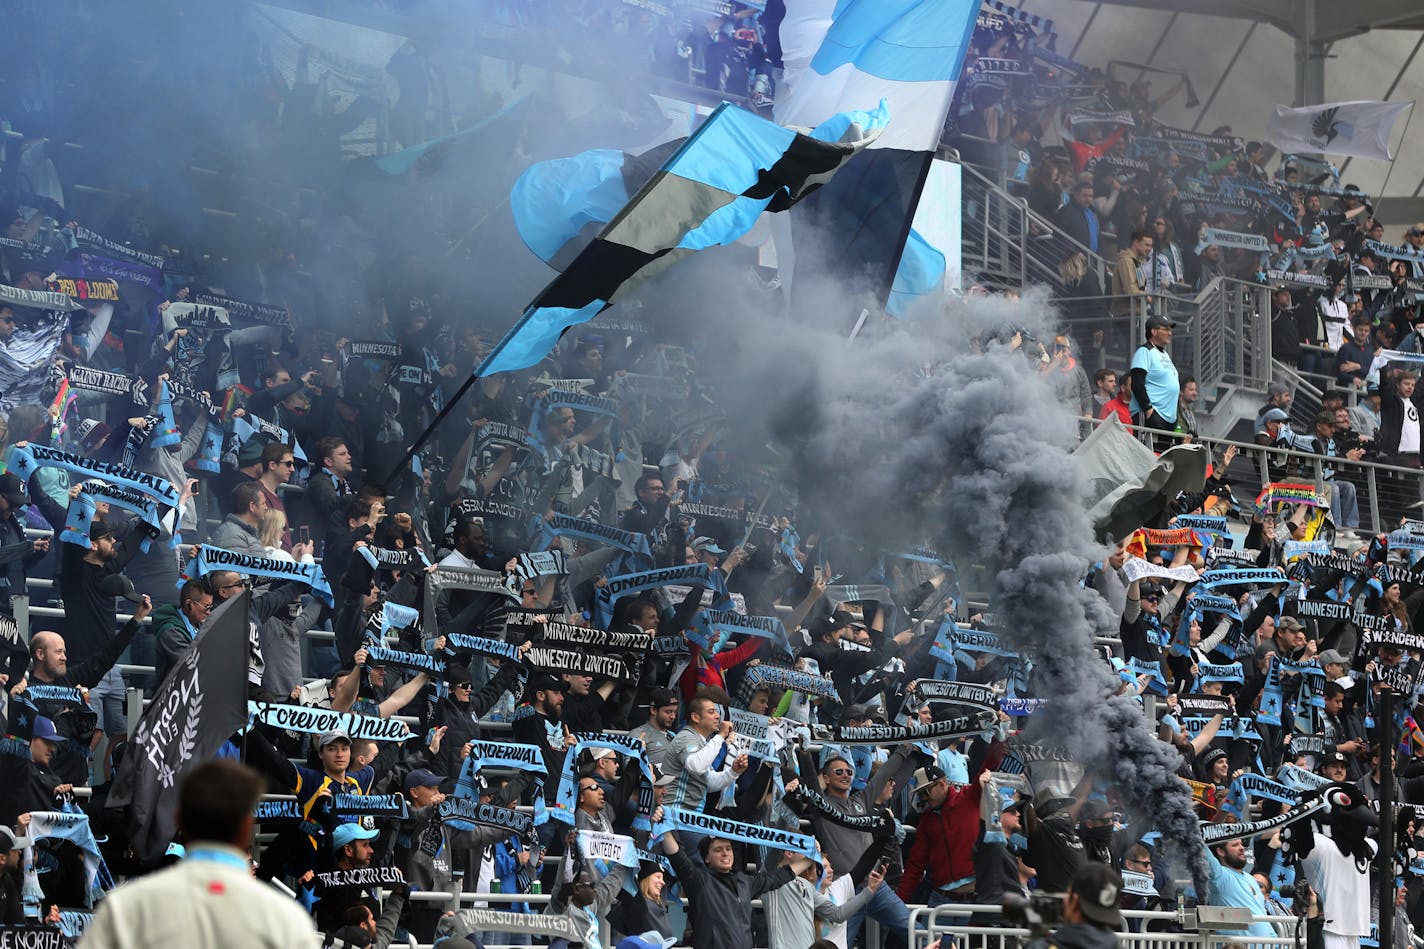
left=909, top=903, right=1306, bottom=949
left=1053, top=280, right=1273, bottom=402
left=959, top=160, right=1113, bottom=296
left=1085, top=414, right=1423, bottom=536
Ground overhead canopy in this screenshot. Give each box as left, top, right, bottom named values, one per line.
left=1017, top=0, right=1424, bottom=199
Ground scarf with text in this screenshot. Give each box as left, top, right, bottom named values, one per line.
left=830, top=710, right=997, bottom=745
left=5, top=443, right=179, bottom=507
left=187, top=545, right=332, bottom=605
left=192, top=291, right=288, bottom=326
left=744, top=662, right=841, bottom=702
left=653, top=807, right=818, bottom=859
left=533, top=512, right=652, bottom=563
left=786, top=782, right=892, bottom=833
left=595, top=562, right=728, bottom=626
left=246, top=701, right=412, bottom=742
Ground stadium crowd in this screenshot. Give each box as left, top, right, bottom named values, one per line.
left=0, top=2, right=1421, bottom=949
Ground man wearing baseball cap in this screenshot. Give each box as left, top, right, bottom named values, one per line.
left=1035, top=862, right=1123, bottom=947
left=629, top=687, right=680, bottom=771
left=1130, top=314, right=1180, bottom=451
left=0, top=823, right=31, bottom=923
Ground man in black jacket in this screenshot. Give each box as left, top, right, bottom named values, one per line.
left=0, top=472, right=48, bottom=619
left=1377, top=369, right=1424, bottom=467
left=0, top=825, right=27, bottom=923
left=660, top=829, right=801, bottom=949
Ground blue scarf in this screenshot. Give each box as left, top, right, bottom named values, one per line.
left=533, top=513, right=652, bottom=564
left=550, top=733, right=653, bottom=831
left=151, top=380, right=181, bottom=449
left=6, top=443, right=179, bottom=507
left=187, top=544, right=333, bottom=605
left=653, top=806, right=818, bottom=860
left=594, top=562, right=727, bottom=625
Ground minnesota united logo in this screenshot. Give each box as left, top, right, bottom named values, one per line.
left=1312, top=106, right=1347, bottom=148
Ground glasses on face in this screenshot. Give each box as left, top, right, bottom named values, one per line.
left=221, top=580, right=248, bottom=591
left=827, top=768, right=854, bottom=777
left=1144, top=594, right=1160, bottom=603
left=278, top=459, right=296, bottom=468
left=452, top=682, right=471, bottom=691
left=580, top=785, right=600, bottom=794
left=194, top=601, right=214, bottom=614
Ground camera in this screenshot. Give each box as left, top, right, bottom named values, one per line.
left=1003, top=892, right=1063, bottom=938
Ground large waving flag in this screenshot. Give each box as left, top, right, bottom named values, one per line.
left=772, top=0, right=978, bottom=323
left=510, top=140, right=683, bottom=271
left=1265, top=99, right=1412, bottom=161
left=477, top=100, right=888, bottom=377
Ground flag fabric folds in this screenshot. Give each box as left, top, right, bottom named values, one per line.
left=887, top=228, right=946, bottom=317
left=776, top=0, right=977, bottom=152
left=478, top=100, right=888, bottom=377
left=106, top=591, right=253, bottom=864
left=770, top=0, right=978, bottom=322
left=1265, top=100, right=1413, bottom=161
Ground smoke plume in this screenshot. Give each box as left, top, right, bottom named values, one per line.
left=680, top=280, right=1211, bottom=890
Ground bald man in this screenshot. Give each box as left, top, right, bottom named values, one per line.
left=25, top=596, right=152, bottom=784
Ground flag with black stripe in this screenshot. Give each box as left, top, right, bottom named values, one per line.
left=478, top=101, right=888, bottom=377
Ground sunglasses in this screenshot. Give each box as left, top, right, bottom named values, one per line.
left=1144, top=594, right=1160, bottom=603
left=827, top=768, right=854, bottom=777
left=580, top=785, right=601, bottom=793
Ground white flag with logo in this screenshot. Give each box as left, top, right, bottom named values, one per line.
left=1266, top=99, right=1412, bottom=160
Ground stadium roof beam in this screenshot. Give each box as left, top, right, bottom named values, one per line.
left=1092, top=0, right=1424, bottom=106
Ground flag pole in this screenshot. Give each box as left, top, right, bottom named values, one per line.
left=384, top=374, right=481, bottom=489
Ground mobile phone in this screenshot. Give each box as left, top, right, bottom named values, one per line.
left=298, top=526, right=310, bottom=545
left=813, top=565, right=823, bottom=583
left=190, top=480, right=201, bottom=496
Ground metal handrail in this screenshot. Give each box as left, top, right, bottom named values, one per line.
left=1081, top=414, right=1422, bottom=535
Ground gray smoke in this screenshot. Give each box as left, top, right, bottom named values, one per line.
left=680, top=282, right=1211, bottom=890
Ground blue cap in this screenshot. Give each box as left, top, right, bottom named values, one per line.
left=403, top=768, right=442, bottom=791
left=31, top=716, right=61, bottom=743
left=165, top=842, right=186, bottom=859
left=332, top=823, right=378, bottom=849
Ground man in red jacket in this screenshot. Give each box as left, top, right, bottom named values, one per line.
left=897, top=739, right=1004, bottom=908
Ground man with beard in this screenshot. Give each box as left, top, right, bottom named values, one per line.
left=511, top=673, right=572, bottom=801
left=313, top=822, right=379, bottom=932
left=1206, top=837, right=1275, bottom=940
left=436, top=520, right=503, bottom=684
left=24, top=594, right=151, bottom=785
left=43, top=503, right=147, bottom=754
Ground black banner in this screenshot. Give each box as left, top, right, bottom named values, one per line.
left=524, top=644, right=631, bottom=682
left=106, top=592, right=253, bottom=864
left=0, top=925, right=63, bottom=949
left=437, top=797, right=534, bottom=839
